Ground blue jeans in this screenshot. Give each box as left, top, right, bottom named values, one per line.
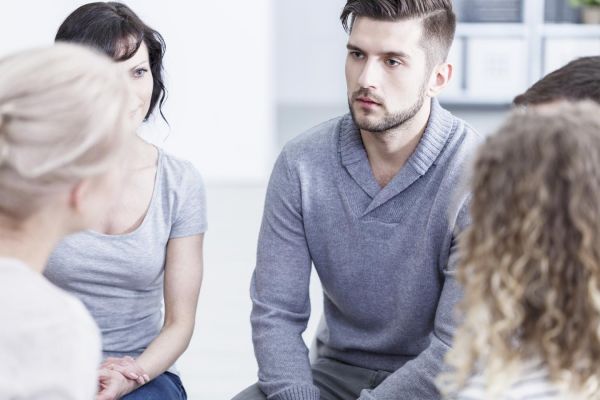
left=121, top=372, right=187, bottom=400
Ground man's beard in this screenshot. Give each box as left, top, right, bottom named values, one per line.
left=349, top=83, right=427, bottom=134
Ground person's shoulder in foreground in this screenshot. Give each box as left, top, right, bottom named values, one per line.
left=0, top=258, right=101, bottom=400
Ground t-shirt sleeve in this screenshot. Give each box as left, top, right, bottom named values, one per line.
left=169, top=161, right=208, bottom=238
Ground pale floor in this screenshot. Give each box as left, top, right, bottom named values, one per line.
left=177, top=183, right=324, bottom=399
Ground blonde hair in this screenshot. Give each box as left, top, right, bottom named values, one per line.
left=439, top=101, right=600, bottom=398
left=0, top=43, right=133, bottom=219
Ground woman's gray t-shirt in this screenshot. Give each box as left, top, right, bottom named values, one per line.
left=44, top=148, right=207, bottom=364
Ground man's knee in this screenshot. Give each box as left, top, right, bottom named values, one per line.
left=231, top=383, right=267, bottom=400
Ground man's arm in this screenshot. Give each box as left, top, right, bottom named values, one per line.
left=250, top=149, right=320, bottom=400
left=357, top=199, right=470, bottom=400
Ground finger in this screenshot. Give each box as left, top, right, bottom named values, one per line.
left=121, top=360, right=146, bottom=377
left=107, top=364, right=143, bottom=382
left=104, top=357, right=147, bottom=384
left=126, top=365, right=146, bottom=380
left=100, top=357, right=119, bottom=368
left=109, top=358, right=145, bottom=375
left=116, top=366, right=139, bottom=380
left=97, top=368, right=112, bottom=379
left=107, top=360, right=128, bottom=368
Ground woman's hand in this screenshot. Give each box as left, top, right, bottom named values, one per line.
left=100, top=356, right=150, bottom=385
left=96, top=368, right=138, bottom=400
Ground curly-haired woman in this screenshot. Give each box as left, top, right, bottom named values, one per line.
left=439, top=101, right=600, bottom=399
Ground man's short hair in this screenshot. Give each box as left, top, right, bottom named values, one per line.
left=513, top=56, right=600, bottom=106
left=340, top=0, right=456, bottom=67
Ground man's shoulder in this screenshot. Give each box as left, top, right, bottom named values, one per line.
left=440, top=112, right=484, bottom=170
left=281, top=114, right=349, bottom=163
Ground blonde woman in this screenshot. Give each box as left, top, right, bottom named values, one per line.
left=439, top=101, right=600, bottom=399
left=0, top=44, right=133, bottom=399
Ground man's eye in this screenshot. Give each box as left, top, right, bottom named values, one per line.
left=386, top=59, right=400, bottom=67
left=350, top=51, right=364, bottom=59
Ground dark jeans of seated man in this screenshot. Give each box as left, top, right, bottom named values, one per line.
left=232, top=357, right=392, bottom=400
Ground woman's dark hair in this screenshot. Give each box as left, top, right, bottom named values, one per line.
left=55, top=2, right=167, bottom=122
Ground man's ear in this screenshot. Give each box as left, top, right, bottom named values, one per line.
left=427, top=62, right=453, bottom=97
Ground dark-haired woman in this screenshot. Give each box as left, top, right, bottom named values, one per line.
left=44, top=3, right=206, bottom=400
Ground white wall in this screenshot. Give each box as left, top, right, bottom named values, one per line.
left=0, top=0, right=275, bottom=183
left=274, top=0, right=347, bottom=105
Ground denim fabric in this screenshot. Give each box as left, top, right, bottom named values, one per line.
left=122, top=372, right=187, bottom=400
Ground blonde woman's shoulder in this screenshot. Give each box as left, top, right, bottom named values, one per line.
left=0, top=258, right=101, bottom=399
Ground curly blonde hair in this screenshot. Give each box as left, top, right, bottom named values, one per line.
left=439, top=101, right=600, bottom=398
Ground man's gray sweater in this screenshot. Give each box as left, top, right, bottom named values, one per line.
left=250, top=99, right=481, bottom=400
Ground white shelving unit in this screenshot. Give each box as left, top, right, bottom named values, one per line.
left=440, top=0, right=600, bottom=106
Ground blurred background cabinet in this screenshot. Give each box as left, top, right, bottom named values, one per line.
left=441, top=0, right=600, bottom=105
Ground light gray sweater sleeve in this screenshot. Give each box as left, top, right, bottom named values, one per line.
left=358, top=199, right=470, bottom=400
left=250, top=149, right=320, bottom=400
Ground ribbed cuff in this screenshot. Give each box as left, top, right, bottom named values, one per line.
left=272, top=385, right=320, bottom=400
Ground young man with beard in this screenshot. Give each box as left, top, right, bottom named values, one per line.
left=234, top=1, right=481, bottom=399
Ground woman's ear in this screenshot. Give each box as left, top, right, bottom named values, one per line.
left=68, top=180, right=89, bottom=213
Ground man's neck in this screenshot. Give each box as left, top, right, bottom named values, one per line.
left=361, top=100, right=432, bottom=188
